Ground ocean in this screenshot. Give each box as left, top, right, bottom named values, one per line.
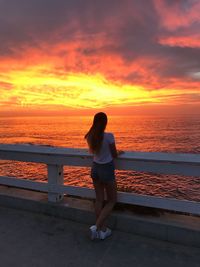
left=0, top=115, right=199, bottom=201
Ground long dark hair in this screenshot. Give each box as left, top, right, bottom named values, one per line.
left=85, top=112, right=107, bottom=154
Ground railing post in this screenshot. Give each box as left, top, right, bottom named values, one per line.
left=47, top=164, right=64, bottom=203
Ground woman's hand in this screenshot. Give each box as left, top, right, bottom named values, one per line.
left=110, top=144, right=125, bottom=158
left=117, top=150, right=124, bottom=156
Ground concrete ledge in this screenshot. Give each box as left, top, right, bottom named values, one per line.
left=0, top=185, right=199, bottom=248
left=115, top=212, right=200, bottom=248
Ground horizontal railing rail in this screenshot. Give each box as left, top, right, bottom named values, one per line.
left=0, top=144, right=200, bottom=215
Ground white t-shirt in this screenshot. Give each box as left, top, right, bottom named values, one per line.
left=93, top=132, right=115, bottom=164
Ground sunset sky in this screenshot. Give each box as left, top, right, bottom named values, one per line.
left=0, top=0, right=200, bottom=116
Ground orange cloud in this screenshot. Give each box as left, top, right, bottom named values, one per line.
left=159, top=34, right=200, bottom=48
left=154, top=0, right=200, bottom=30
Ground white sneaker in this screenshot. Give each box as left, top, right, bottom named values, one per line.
left=99, top=228, right=112, bottom=240
left=90, top=225, right=99, bottom=240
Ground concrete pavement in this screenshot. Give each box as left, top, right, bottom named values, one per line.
left=0, top=206, right=199, bottom=267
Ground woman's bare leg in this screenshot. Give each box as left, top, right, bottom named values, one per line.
left=95, top=180, right=117, bottom=230
left=92, top=179, right=104, bottom=220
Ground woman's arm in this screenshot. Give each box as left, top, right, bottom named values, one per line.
left=109, top=143, right=124, bottom=158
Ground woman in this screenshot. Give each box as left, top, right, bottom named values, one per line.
left=85, top=112, right=122, bottom=240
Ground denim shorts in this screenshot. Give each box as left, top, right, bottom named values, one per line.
left=91, top=161, right=115, bottom=183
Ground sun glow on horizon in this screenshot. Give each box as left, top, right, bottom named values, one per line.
left=0, top=63, right=189, bottom=111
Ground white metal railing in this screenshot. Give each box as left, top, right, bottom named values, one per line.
left=0, top=144, right=200, bottom=215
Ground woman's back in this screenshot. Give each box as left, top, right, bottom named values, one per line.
left=93, top=132, right=115, bottom=164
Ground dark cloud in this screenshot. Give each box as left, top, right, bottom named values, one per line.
left=155, top=46, right=200, bottom=79
left=0, top=0, right=81, bottom=55
left=0, top=0, right=124, bottom=47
